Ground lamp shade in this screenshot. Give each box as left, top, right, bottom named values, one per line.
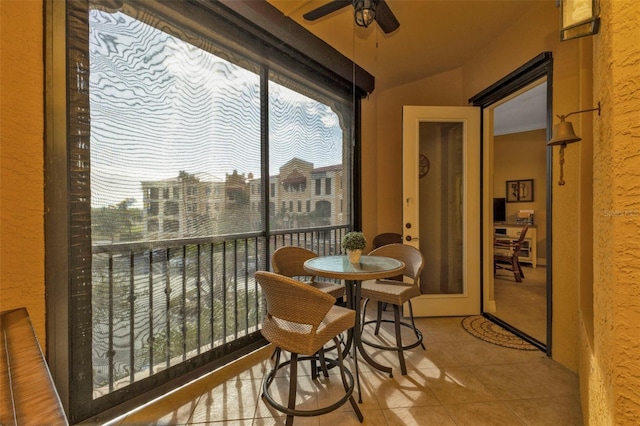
left=548, top=120, right=581, bottom=146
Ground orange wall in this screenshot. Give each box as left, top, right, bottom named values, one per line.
left=363, top=0, right=590, bottom=369
left=590, top=1, right=640, bottom=423
left=0, top=1, right=46, bottom=342
left=363, top=66, right=465, bottom=239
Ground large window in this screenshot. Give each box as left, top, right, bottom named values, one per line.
left=47, top=0, right=368, bottom=422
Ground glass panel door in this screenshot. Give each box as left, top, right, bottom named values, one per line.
left=419, top=122, right=464, bottom=296
left=402, top=106, right=480, bottom=317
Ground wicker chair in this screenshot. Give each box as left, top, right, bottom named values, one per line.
left=371, top=233, right=403, bottom=315
left=271, top=246, right=344, bottom=299
left=372, top=232, right=403, bottom=249
left=494, top=225, right=529, bottom=283
left=255, top=271, right=363, bottom=425
left=360, top=243, right=425, bottom=376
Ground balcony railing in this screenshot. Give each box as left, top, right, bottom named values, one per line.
left=90, top=225, right=350, bottom=397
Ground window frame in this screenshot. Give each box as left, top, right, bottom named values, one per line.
left=45, top=0, right=371, bottom=422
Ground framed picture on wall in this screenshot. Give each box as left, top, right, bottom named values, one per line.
left=506, top=179, right=534, bottom=202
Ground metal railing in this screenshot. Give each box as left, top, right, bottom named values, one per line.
left=91, top=225, right=349, bottom=396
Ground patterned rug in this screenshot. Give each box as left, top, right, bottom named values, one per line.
left=461, top=316, right=538, bottom=351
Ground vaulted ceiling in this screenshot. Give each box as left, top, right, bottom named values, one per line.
left=267, top=0, right=545, bottom=91
left=267, top=0, right=550, bottom=134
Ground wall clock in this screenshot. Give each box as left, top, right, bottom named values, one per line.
left=419, top=154, right=430, bottom=178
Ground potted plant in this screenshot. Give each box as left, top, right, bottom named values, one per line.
left=342, top=231, right=367, bottom=263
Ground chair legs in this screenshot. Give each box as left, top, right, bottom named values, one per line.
left=274, top=345, right=331, bottom=380
left=361, top=299, right=425, bottom=375
left=287, top=353, right=298, bottom=425
left=510, top=256, right=524, bottom=282
left=262, top=337, right=363, bottom=424
left=494, top=257, right=525, bottom=283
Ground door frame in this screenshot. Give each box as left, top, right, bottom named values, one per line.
left=402, top=106, right=481, bottom=317
left=469, top=52, right=553, bottom=356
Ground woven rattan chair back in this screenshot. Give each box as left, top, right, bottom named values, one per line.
left=271, top=246, right=344, bottom=299
left=372, top=235, right=404, bottom=281
left=369, top=243, right=424, bottom=284
left=271, top=246, right=318, bottom=280
left=256, top=270, right=334, bottom=336
left=372, top=233, right=403, bottom=248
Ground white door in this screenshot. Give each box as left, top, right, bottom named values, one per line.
left=403, top=106, right=481, bottom=316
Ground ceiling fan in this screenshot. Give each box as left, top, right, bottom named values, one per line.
left=303, top=0, right=400, bottom=34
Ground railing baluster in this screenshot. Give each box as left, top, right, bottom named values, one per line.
left=209, top=242, right=215, bottom=349
left=233, top=239, right=239, bottom=339
left=108, top=254, right=114, bottom=392
left=149, top=249, right=154, bottom=375
left=245, top=238, right=250, bottom=333
left=222, top=242, right=227, bottom=345
left=129, top=250, right=136, bottom=383
left=92, top=226, right=348, bottom=395
left=196, top=244, right=202, bottom=354
left=181, top=245, right=187, bottom=361
left=254, top=237, right=261, bottom=327
left=164, top=248, right=171, bottom=367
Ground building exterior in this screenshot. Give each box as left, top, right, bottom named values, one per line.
left=141, top=159, right=345, bottom=240
left=141, top=172, right=225, bottom=239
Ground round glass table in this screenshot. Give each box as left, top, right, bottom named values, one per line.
left=304, top=255, right=405, bottom=400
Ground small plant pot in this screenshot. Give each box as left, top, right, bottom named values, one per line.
left=347, top=249, right=362, bottom=264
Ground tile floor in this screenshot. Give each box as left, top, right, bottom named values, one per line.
left=100, top=314, right=583, bottom=425
left=494, top=265, right=547, bottom=344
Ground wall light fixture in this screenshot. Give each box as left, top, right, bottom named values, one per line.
left=559, top=0, right=600, bottom=41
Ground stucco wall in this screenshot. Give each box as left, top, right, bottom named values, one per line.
left=590, top=1, right=640, bottom=423
left=0, top=1, right=46, bottom=342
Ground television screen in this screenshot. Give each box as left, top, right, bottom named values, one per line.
left=493, top=198, right=506, bottom=223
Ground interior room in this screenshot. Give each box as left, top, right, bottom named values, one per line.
left=2, top=0, right=639, bottom=424
left=491, top=81, right=548, bottom=345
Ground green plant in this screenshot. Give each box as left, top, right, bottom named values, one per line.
left=341, top=231, right=367, bottom=251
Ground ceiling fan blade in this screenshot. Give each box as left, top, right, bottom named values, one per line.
left=375, top=0, right=400, bottom=33
left=303, top=0, right=352, bottom=21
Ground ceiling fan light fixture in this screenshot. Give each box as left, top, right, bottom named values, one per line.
left=354, top=0, right=377, bottom=28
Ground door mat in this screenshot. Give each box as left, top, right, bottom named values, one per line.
left=461, top=316, right=538, bottom=351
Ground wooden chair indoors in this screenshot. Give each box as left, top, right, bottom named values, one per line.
left=360, top=243, right=426, bottom=376
left=494, top=225, right=529, bottom=283
left=255, top=271, right=363, bottom=425
left=271, top=246, right=344, bottom=300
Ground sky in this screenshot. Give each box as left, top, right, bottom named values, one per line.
left=89, top=9, right=346, bottom=208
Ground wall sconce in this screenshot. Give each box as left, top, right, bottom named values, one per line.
left=354, top=0, right=377, bottom=28
left=559, top=0, right=600, bottom=41
left=547, top=102, right=600, bottom=185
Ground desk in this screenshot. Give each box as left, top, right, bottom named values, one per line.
left=304, top=255, right=405, bottom=383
